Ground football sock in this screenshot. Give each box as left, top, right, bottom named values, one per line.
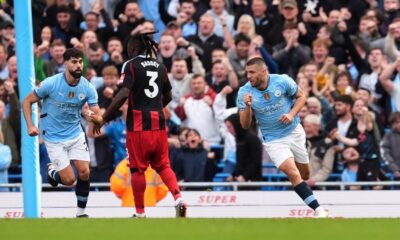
left=76, top=207, right=85, bottom=216
left=131, top=171, right=146, bottom=214
left=175, top=197, right=184, bottom=206
left=158, top=167, right=182, bottom=200
left=294, top=181, right=320, bottom=210
left=75, top=178, right=90, bottom=210
left=48, top=168, right=61, bottom=183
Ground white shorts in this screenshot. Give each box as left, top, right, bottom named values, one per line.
left=44, top=133, right=90, bottom=171
left=263, top=124, right=309, bottom=168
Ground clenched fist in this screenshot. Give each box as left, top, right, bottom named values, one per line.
left=28, top=125, right=39, bottom=136
left=243, top=93, right=253, bottom=107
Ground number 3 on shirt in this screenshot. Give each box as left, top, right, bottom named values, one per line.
left=145, top=71, right=159, bottom=98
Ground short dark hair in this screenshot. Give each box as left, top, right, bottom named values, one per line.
left=246, top=57, right=266, bottom=67
left=367, top=47, right=383, bottom=56
left=185, top=128, right=201, bottom=138
left=212, top=59, right=223, bottom=66
left=108, top=37, right=122, bottom=43
left=334, top=71, right=353, bottom=87
left=57, top=5, right=71, bottom=14
left=212, top=48, right=225, bottom=53
left=180, top=0, right=194, bottom=5
left=85, top=11, right=100, bottom=19
left=283, top=21, right=297, bottom=30
left=334, top=95, right=353, bottom=106
left=389, top=112, right=400, bottom=125
left=252, top=0, right=268, bottom=6
left=172, top=57, right=186, bottom=63
left=358, top=87, right=371, bottom=95
left=51, top=39, right=65, bottom=48
left=0, top=21, right=13, bottom=29
left=63, top=48, right=83, bottom=61
left=234, top=33, right=251, bottom=45
left=88, top=42, right=103, bottom=51
left=318, top=24, right=333, bottom=35
left=191, top=73, right=205, bottom=82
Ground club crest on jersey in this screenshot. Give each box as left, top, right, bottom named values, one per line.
left=78, top=93, right=85, bottom=100
left=264, top=93, right=270, bottom=100
left=68, top=91, right=75, bottom=98
left=274, top=90, right=282, bottom=97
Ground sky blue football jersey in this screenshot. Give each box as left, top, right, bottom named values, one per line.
left=237, top=74, right=300, bottom=142
left=34, top=73, right=98, bottom=142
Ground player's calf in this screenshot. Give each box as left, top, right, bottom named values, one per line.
left=294, top=181, right=329, bottom=217
left=295, top=162, right=311, bottom=180
left=300, top=171, right=310, bottom=180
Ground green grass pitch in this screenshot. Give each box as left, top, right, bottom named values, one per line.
left=1, top=218, right=399, bottom=240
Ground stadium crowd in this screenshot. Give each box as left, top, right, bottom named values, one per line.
left=1, top=0, right=400, bottom=191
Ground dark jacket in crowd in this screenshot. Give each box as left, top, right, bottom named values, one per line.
left=1, top=92, right=20, bottom=168
left=172, top=146, right=215, bottom=182
left=226, top=114, right=262, bottom=182
left=326, top=117, right=360, bottom=172
left=186, top=33, right=224, bottom=73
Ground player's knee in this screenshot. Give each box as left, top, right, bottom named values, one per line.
left=153, top=165, right=168, bottom=173
left=77, top=168, right=90, bottom=180
left=62, top=176, right=76, bottom=186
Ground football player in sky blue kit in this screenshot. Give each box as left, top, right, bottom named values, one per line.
left=237, top=57, right=328, bottom=217
left=22, top=48, right=102, bottom=218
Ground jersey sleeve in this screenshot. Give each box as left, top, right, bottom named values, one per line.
left=121, top=61, right=135, bottom=90
left=237, top=87, right=247, bottom=112
left=162, top=67, right=172, bottom=94
left=87, top=83, right=98, bottom=107
left=281, top=74, right=298, bottom=98
left=34, top=78, right=53, bottom=99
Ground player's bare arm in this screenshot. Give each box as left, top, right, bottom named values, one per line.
left=87, top=121, right=105, bottom=138
left=239, top=93, right=253, bottom=129
left=93, top=87, right=130, bottom=135
left=86, top=105, right=103, bottom=125
left=279, top=87, right=307, bottom=125
left=379, top=57, right=399, bottom=93
left=22, top=91, right=40, bottom=136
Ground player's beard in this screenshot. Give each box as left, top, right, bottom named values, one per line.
left=69, top=69, right=82, bottom=79
left=128, top=15, right=138, bottom=23
left=251, top=76, right=263, bottom=89
left=335, top=111, right=345, bottom=118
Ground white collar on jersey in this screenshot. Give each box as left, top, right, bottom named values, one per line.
left=138, top=54, right=152, bottom=58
